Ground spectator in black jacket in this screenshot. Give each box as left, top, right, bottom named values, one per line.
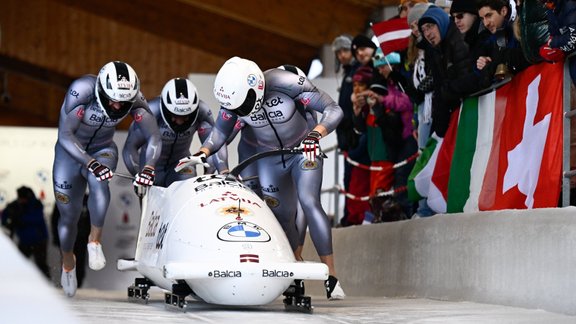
left=419, top=5, right=472, bottom=137
left=539, top=0, right=576, bottom=86
left=451, top=0, right=484, bottom=56
left=476, top=0, right=532, bottom=82
left=1, top=186, right=50, bottom=279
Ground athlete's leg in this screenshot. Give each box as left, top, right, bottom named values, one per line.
left=85, top=146, right=118, bottom=271
left=86, top=146, right=118, bottom=241
left=257, top=155, right=299, bottom=251
left=53, top=145, right=87, bottom=270
left=293, top=201, right=308, bottom=261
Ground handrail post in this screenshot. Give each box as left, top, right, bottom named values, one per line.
left=333, top=149, right=340, bottom=227
left=562, top=58, right=572, bottom=207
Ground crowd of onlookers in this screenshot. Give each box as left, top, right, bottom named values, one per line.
left=332, top=0, right=576, bottom=226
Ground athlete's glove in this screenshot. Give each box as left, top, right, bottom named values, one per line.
left=539, top=44, right=565, bottom=63
left=133, top=166, right=155, bottom=197
left=87, top=159, right=113, bottom=181
left=299, top=130, right=322, bottom=161
left=175, top=152, right=209, bottom=172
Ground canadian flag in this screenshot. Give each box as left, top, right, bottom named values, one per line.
left=407, top=62, right=563, bottom=213
left=371, top=18, right=411, bottom=54
left=479, top=63, right=563, bottom=210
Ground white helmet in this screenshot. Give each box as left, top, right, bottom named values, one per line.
left=213, top=56, right=265, bottom=117
left=94, top=61, right=140, bottom=119
left=277, top=64, right=307, bottom=78
left=160, top=78, right=199, bottom=133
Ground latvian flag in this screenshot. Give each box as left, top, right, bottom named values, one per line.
left=371, top=17, right=411, bottom=54
left=240, top=254, right=259, bottom=263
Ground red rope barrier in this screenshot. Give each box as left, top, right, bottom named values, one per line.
left=343, top=151, right=420, bottom=171
left=335, top=185, right=407, bottom=201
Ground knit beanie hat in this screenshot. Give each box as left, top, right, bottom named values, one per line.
left=373, top=48, right=401, bottom=68
left=419, top=5, right=451, bottom=39
left=332, top=34, right=353, bottom=52
left=450, top=0, right=478, bottom=15
left=408, top=3, right=432, bottom=25
left=352, top=66, right=373, bottom=84
left=351, top=34, right=377, bottom=59
left=433, top=0, right=452, bottom=9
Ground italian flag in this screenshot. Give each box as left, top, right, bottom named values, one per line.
left=408, top=62, right=564, bottom=213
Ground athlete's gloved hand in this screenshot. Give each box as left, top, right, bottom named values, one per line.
left=175, top=152, right=209, bottom=172
left=133, top=166, right=155, bottom=197
left=299, top=130, right=322, bottom=161
left=87, top=159, right=113, bottom=181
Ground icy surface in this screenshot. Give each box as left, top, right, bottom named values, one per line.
left=65, top=288, right=575, bottom=324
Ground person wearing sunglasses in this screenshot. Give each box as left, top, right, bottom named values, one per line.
left=52, top=61, right=161, bottom=297
left=450, top=0, right=483, bottom=57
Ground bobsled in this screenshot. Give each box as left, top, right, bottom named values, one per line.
left=117, top=149, right=328, bottom=312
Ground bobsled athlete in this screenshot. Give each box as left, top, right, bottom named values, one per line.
left=123, top=78, right=228, bottom=188
left=226, top=64, right=314, bottom=262
left=52, top=61, right=161, bottom=297
left=176, top=57, right=346, bottom=300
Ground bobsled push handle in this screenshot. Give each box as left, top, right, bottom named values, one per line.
left=229, top=148, right=327, bottom=178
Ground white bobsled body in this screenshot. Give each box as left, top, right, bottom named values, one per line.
left=124, top=174, right=328, bottom=306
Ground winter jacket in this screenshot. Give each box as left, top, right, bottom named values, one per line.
left=336, top=61, right=361, bottom=151
left=518, top=0, right=550, bottom=63
left=423, top=22, right=472, bottom=137
left=547, top=0, right=576, bottom=54
left=476, top=14, right=532, bottom=77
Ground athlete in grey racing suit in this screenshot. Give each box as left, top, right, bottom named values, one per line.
left=182, top=65, right=345, bottom=298
left=53, top=70, right=160, bottom=296
left=123, top=97, right=228, bottom=186
left=227, top=103, right=317, bottom=261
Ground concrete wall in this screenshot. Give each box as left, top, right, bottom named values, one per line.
left=303, top=208, right=576, bottom=316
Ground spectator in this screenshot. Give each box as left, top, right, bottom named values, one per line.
left=339, top=34, right=378, bottom=226
left=1, top=186, right=50, bottom=279
left=451, top=0, right=484, bottom=56
left=419, top=5, right=473, bottom=137
left=351, top=34, right=378, bottom=67
left=372, top=51, right=418, bottom=219
left=407, top=2, right=437, bottom=218
left=351, top=65, right=396, bottom=222
left=332, top=35, right=359, bottom=153
left=538, top=0, right=576, bottom=86
left=399, top=0, right=430, bottom=18
left=476, top=0, right=532, bottom=83
left=514, top=0, right=549, bottom=65
left=331, top=35, right=361, bottom=226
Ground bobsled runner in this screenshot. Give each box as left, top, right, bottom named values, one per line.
left=117, top=148, right=328, bottom=313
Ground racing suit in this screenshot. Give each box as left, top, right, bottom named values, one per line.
left=52, top=75, right=160, bottom=252
left=123, top=97, right=228, bottom=187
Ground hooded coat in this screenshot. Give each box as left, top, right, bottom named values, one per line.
left=419, top=6, right=472, bottom=137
